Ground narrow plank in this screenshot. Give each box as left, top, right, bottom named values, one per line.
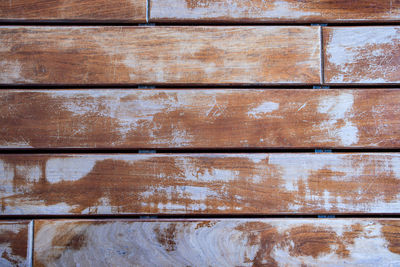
left=0, top=26, right=321, bottom=85
left=1, top=89, right=400, bottom=149
left=151, top=0, right=400, bottom=23
left=0, top=0, right=146, bottom=22
left=34, top=219, right=400, bottom=266
left=1, top=153, right=400, bottom=215
left=324, top=27, right=400, bottom=84
left=0, top=221, right=32, bottom=267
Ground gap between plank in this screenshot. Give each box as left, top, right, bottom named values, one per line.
left=2, top=148, right=400, bottom=154
left=1, top=214, right=400, bottom=220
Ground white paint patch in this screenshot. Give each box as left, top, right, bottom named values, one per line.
left=0, top=60, right=33, bottom=83
left=248, top=101, right=279, bottom=119
left=16, top=165, right=42, bottom=183
left=326, top=27, right=400, bottom=83
left=45, top=157, right=97, bottom=183
left=391, top=156, right=400, bottom=179
left=317, top=92, right=359, bottom=146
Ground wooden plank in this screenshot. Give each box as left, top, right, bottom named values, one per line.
left=0, top=26, right=321, bottom=85
left=324, top=27, right=400, bottom=84
left=34, top=219, right=400, bottom=266
left=150, top=0, right=400, bottom=23
left=0, top=221, right=32, bottom=267
left=1, top=89, right=400, bottom=149
left=1, top=153, right=400, bottom=215
left=0, top=0, right=146, bottom=22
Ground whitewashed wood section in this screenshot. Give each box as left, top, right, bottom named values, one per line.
left=324, top=26, right=400, bottom=84
left=150, top=0, right=400, bottom=23
left=1, top=153, right=400, bottom=215
left=34, top=219, right=400, bottom=266
left=0, top=26, right=321, bottom=85
left=0, top=221, right=32, bottom=267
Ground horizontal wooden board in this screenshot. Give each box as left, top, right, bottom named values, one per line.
left=0, top=221, right=31, bottom=267
left=324, top=27, right=400, bottom=84
left=151, top=0, right=400, bottom=23
left=1, top=89, right=400, bottom=149
left=1, top=153, right=400, bottom=215
left=34, top=219, right=400, bottom=266
left=0, top=26, right=321, bottom=85
left=0, top=0, right=146, bottom=22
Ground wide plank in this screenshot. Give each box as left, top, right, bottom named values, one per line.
left=324, top=27, right=400, bottom=84
left=1, top=89, right=400, bottom=149
left=0, top=221, right=32, bottom=267
left=151, top=0, right=400, bottom=23
left=34, top=219, right=400, bottom=266
left=1, top=153, right=400, bottom=215
left=0, top=26, right=321, bottom=85
left=0, top=0, right=146, bottom=22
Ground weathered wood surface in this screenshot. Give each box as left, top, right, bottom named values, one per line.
left=151, top=0, right=400, bottom=23
left=0, top=26, right=321, bottom=85
left=1, top=153, right=400, bottom=215
left=0, top=221, right=31, bottom=267
left=0, top=0, right=146, bottom=22
left=34, top=219, right=400, bottom=266
left=324, top=27, right=400, bottom=84
left=1, top=89, right=400, bottom=149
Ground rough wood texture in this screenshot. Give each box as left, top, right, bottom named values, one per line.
left=1, top=89, right=400, bottom=149
left=151, top=0, right=400, bottom=23
left=0, top=26, right=321, bottom=85
left=34, top=219, right=400, bottom=266
left=1, top=153, right=400, bottom=215
left=0, top=0, right=146, bottom=22
left=324, top=27, right=400, bottom=84
left=0, top=221, right=31, bottom=267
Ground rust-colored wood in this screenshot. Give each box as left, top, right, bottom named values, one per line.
left=0, top=221, right=31, bottom=267
left=1, top=153, right=400, bottom=215
left=0, top=26, right=321, bottom=85
left=324, top=27, right=400, bottom=84
left=1, top=89, right=400, bottom=149
left=34, top=219, right=400, bottom=266
left=0, top=0, right=146, bottom=22
left=151, top=0, right=400, bottom=23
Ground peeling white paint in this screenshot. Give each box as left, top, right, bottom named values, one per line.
left=151, top=0, right=318, bottom=20
left=248, top=101, right=279, bottom=119
left=317, top=92, right=359, bottom=146
left=326, top=27, right=400, bottom=83
left=0, top=60, right=32, bottom=83
left=269, top=153, right=400, bottom=212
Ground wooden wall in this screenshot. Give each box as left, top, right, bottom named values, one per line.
left=0, top=0, right=399, bottom=266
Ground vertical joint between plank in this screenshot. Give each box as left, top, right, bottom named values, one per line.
left=28, top=220, right=34, bottom=267
left=146, top=0, right=150, bottom=23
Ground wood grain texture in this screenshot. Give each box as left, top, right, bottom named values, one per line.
left=1, top=153, right=400, bottom=215
left=0, top=221, right=32, bottom=267
left=0, top=0, right=146, bottom=22
left=0, top=26, right=321, bottom=85
left=1, top=89, right=400, bottom=149
left=151, top=0, right=400, bottom=23
left=324, top=27, right=400, bottom=84
left=34, top=219, right=400, bottom=266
